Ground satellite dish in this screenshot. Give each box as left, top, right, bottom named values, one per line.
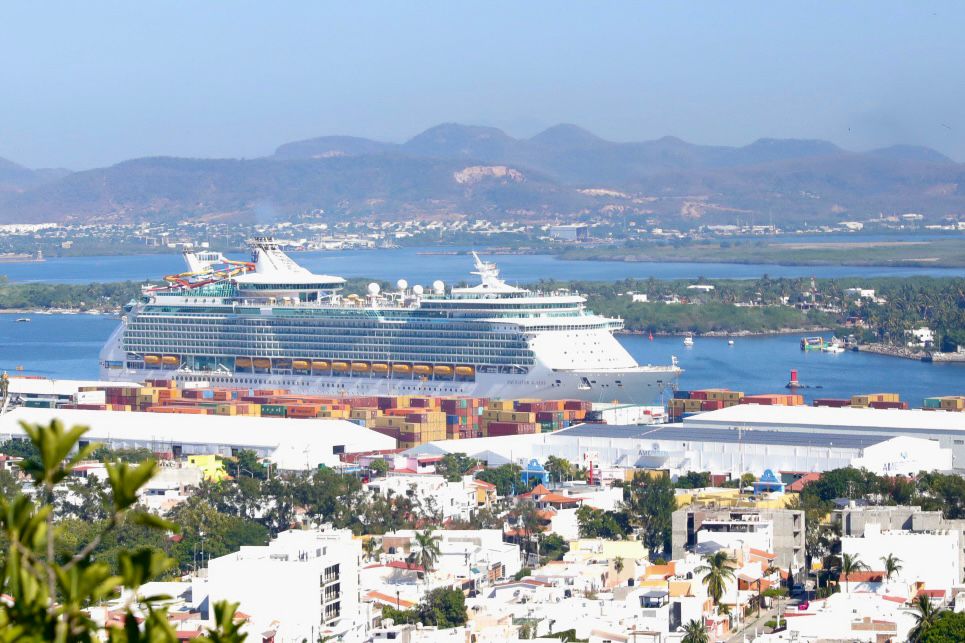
left=433, top=280, right=445, bottom=294
left=412, top=284, right=424, bottom=295
left=367, top=282, right=380, bottom=295
left=397, top=279, right=408, bottom=291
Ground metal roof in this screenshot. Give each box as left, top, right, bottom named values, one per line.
left=553, top=423, right=893, bottom=450
left=681, top=405, right=965, bottom=432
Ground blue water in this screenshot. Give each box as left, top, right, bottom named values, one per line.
left=1, top=247, right=963, bottom=285
left=1, top=313, right=961, bottom=406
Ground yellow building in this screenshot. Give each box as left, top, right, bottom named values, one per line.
left=566, top=538, right=648, bottom=562
left=187, top=454, right=229, bottom=482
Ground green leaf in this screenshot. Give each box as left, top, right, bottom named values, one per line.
left=106, top=460, right=159, bottom=512
left=18, top=419, right=92, bottom=486
left=129, top=511, right=179, bottom=533
left=118, top=547, right=175, bottom=590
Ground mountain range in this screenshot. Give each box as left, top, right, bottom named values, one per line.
left=1, top=124, right=963, bottom=225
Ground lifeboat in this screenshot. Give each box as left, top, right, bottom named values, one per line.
left=332, top=361, right=349, bottom=372
left=413, top=364, right=432, bottom=375
left=144, top=355, right=161, bottom=365
left=433, top=365, right=453, bottom=376
left=372, top=363, right=389, bottom=373
left=351, top=362, right=369, bottom=372
left=455, top=366, right=475, bottom=376
left=161, top=355, right=179, bottom=366
left=311, top=360, right=330, bottom=371
left=236, top=357, right=253, bottom=368
left=274, top=359, right=292, bottom=369
left=253, top=358, right=271, bottom=369
left=293, top=360, right=310, bottom=371
left=392, top=364, right=411, bottom=373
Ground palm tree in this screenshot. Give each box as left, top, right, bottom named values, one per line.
left=881, top=553, right=902, bottom=582
left=696, top=551, right=736, bottom=610
left=839, top=553, right=868, bottom=593
left=413, top=527, right=441, bottom=576
left=681, top=619, right=709, bottom=643
left=362, top=536, right=380, bottom=562
left=908, top=593, right=941, bottom=642
left=613, top=556, right=625, bottom=574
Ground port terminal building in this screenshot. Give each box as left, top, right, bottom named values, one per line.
left=406, top=417, right=953, bottom=478
left=0, top=407, right=396, bottom=471
left=681, top=405, right=965, bottom=469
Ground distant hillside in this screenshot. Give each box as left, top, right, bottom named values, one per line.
left=0, top=157, right=71, bottom=195
left=1, top=124, right=962, bottom=224
left=0, top=155, right=588, bottom=223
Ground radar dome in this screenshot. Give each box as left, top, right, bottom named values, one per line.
left=433, top=280, right=445, bottom=294
left=367, top=282, right=380, bottom=295
left=397, top=279, right=408, bottom=291
left=412, top=284, right=424, bottom=295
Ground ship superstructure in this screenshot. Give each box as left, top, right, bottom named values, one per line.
left=100, top=239, right=680, bottom=403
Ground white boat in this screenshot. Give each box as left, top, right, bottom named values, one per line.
left=14, top=317, right=30, bottom=323
left=683, top=336, right=694, bottom=347
left=727, top=340, right=735, bottom=346
left=100, top=239, right=681, bottom=403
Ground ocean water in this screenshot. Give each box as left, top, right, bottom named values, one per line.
left=1, top=313, right=961, bottom=406
left=1, top=247, right=964, bottom=285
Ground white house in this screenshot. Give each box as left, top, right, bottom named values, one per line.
left=840, top=522, right=961, bottom=596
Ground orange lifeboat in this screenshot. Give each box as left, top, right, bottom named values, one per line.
left=433, top=365, right=453, bottom=376
left=253, top=358, right=271, bottom=369
left=293, top=360, right=310, bottom=371
left=392, top=364, right=411, bottom=373
left=144, top=355, right=161, bottom=365
left=332, top=361, right=349, bottom=372
left=372, top=363, right=389, bottom=373
left=311, top=360, right=330, bottom=370
left=161, top=355, right=179, bottom=366
left=351, top=362, right=369, bottom=372
left=236, top=357, right=253, bottom=368
left=455, top=366, right=475, bottom=376
left=413, top=364, right=431, bottom=375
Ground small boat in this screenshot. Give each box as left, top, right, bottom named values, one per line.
left=683, top=336, right=694, bottom=347
left=728, top=340, right=735, bottom=346
left=14, top=317, right=30, bottom=323
left=648, top=331, right=654, bottom=341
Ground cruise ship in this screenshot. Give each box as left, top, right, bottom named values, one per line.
left=100, top=239, right=680, bottom=403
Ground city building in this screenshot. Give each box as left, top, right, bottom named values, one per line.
left=205, top=527, right=364, bottom=641
left=672, top=507, right=805, bottom=574
left=549, top=224, right=589, bottom=241
left=835, top=504, right=965, bottom=587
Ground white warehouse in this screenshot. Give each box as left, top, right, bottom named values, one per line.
left=0, top=407, right=396, bottom=471
left=406, top=424, right=951, bottom=478
left=682, top=405, right=965, bottom=468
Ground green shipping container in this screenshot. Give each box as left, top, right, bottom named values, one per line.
left=24, top=399, right=56, bottom=408
left=260, top=404, right=287, bottom=416
left=923, top=398, right=943, bottom=409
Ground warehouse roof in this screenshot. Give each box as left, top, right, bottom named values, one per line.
left=681, top=405, right=965, bottom=433
left=0, top=407, right=396, bottom=470
left=553, top=423, right=894, bottom=450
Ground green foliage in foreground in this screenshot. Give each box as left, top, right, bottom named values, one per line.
left=0, top=419, right=247, bottom=642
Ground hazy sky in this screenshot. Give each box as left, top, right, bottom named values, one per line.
left=2, top=2, right=965, bottom=169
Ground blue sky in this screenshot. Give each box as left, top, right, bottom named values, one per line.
left=2, top=1, right=964, bottom=168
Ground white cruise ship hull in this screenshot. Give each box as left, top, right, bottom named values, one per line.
left=100, top=362, right=677, bottom=405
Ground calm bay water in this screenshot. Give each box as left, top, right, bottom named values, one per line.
left=1, top=313, right=961, bottom=406
left=1, top=247, right=964, bottom=285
